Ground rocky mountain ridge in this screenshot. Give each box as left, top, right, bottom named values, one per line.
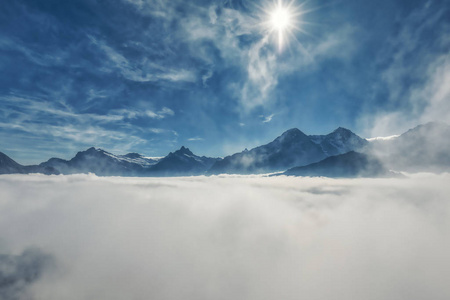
left=1, top=122, right=449, bottom=177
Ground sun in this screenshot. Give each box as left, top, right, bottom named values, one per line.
left=271, top=3, right=291, bottom=31
left=262, top=0, right=306, bottom=52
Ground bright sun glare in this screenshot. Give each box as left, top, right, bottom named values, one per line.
left=271, top=4, right=290, bottom=30
left=264, top=0, right=304, bottom=52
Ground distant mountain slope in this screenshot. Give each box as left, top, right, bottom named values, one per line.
left=209, top=128, right=327, bottom=174
left=40, top=146, right=219, bottom=176
left=208, top=127, right=367, bottom=174
left=369, top=122, right=450, bottom=172
left=283, top=151, right=393, bottom=178
left=0, top=152, right=24, bottom=174
left=119, top=153, right=161, bottom=167
left=41, top=147, right=160, bottom=176
left=310, top=127, right=368, bottom=156
left=149, top=146, right=220, bottom=176
left=0, top=152, right=58, bottom=175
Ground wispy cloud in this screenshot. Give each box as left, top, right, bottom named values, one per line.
left=88, top=36, right=197, bottom=83
left=365, top=2, right=450, bottom=136
left=261, top=113, right=275, bottom=123
left=0, top=37, right=67, bottom=67
left=1, top=95, right=175, bottom=123
left=111, top=107, right=175, bottom=120
left=0, top=94, right=179, bottom=160
left=187, top=137, right=204, bottom=142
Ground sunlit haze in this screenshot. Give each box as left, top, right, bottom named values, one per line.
left=271, top=1, right=292, bottom=49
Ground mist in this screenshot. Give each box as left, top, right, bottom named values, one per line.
left=0, top=174, right=449, bottom=300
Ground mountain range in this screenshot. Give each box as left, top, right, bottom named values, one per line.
left=1, top=122, right=449, bottom=178
left=38, top=146, right=219, bottom=177
left=0, top=152, right=59, bottom=175
left=283, top=151, right=396, bottom=178
left=208, top=127, right=368, bottom=174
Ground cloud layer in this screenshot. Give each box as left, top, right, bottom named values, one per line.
left=0, top=174, right=449, bottom=299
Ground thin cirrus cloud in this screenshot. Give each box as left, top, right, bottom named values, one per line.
left=0, top=37, right=67, bottom=68
left=0, top=174, right=449, bottom=300
left=0, top=95, right=175, bottom=125
left=88, top=36, right=197, bottom=84
left=0, top=94, right=177, bottom=162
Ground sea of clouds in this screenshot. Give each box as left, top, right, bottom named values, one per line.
left=0, top=174, right=449, bottom=300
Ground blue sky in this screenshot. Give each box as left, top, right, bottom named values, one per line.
left=1, top=0, right=449, bottom=164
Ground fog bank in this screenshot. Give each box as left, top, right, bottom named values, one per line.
left=0, top=174, right=449, bottom=300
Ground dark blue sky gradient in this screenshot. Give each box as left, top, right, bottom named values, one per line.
left=1, top=0, right=449, bottom=163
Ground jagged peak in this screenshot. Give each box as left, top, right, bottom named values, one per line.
left=281, top=128, right=303, bottom=136
left=275, top=128, right=307, bottom=142
left=85, top=147, right=99, bottom=152
left=175, top=146, right=194, bottom=156
left=331, top=127, right=353, bottom=134
left=325, top=127, right=361, bottom=141
left=76, top=147, right=108, bottom=157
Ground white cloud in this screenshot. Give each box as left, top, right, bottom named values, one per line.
left=262, top=113, right=275, bottom=123
left=0, top=174, right=449, bottom=300
left=158, top=107, right=175, bottom=116
left=187, top=137, right=204, bottom=142
left=112, top=107, right=175, bottom=120
left=202, top=69, right=214, bottom=87
left=241, top=37, right=278, bottom=109
left=366, top=134, right=400, bottom=141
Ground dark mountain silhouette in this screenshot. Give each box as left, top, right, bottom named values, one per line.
left=283, top=151, right=394, bottom=178
left=149, top=146, right=220, bottom=176
left=40, top=147, right=152, bottom=176
left=310, top=127, right=368, bottom=156
left=208, top=128, right=326, bottom=174
left=208, top=127, right=367, bottom=174
left=40, top=146, right=219, bottom=176
left=0, top=152, right=58, bottom=175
